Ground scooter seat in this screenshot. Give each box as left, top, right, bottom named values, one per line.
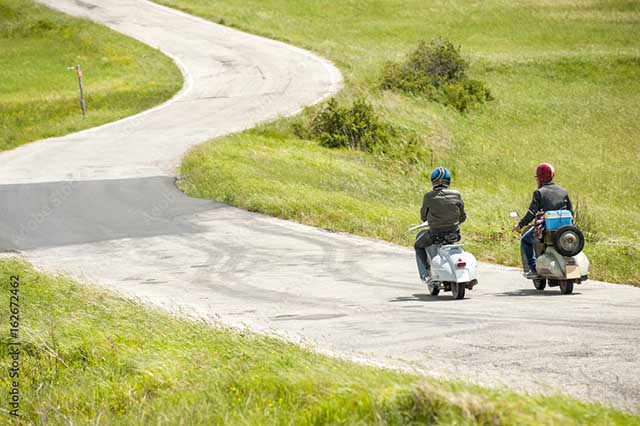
left=432, top=232, right=461, bottom=245
left=438, top=244, right=464, bottom=253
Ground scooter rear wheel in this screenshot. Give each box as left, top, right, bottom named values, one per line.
left=427, top=281, right=440, bottom=296
left=533, top=278, right=546, bottom=291
left=451, top=282, right=465, bottom=300
left=559, top=280, right=574, bottom=295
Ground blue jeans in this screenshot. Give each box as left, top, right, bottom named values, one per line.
left=414, top=231, right=439, bottom=280
left=520, top=227, right=537, bottom=273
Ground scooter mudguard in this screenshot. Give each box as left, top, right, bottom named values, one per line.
left=452, top=252, right=477, bottom=282
left=430, top=252, right=452, bottom=282
left=536, top=250, right=564, bottom=279
left=536, top=247, right=590, bottom=280
left=574, top=251, right=590, bottom=277
left=431, top=245, right=477, bottom=283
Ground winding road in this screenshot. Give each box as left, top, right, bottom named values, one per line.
left=2, top=0, right=639, bottom=412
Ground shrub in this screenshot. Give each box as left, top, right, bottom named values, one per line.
left=381, top=37, right=492, bottom=112
left=306, top=98, right=392, bottom=152
left=409, top=39, right=468, bottom=85
left=381, top=61, right=436, bottom=96
left=293, top=98, right=431, bottom=166
left=442, top=79, right=494, bottom=113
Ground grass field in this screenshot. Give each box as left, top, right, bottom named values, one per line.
left=1, top=3, right=635, bottom=423
left=0, top=0, right=182, bottom=151
left=159, top=0, right=640, bottom=285
left=2, top=257, right=639, bottom=425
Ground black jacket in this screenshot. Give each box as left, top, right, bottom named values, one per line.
left=420, top=185, right=466, bottom=234
left=517, top=182, right=573, bottom=228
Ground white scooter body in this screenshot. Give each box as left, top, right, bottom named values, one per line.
left=536, top=247, right=589, bottom=281
left=429, top=244, right=478, bottom=284
left=409, top=221, right=478, bottom=299
left=509, top=210, right=590, bottom=295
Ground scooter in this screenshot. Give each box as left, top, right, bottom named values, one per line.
left=408, top=221, right=478, bottom=299
left=510, top=210, right=589, bottom=294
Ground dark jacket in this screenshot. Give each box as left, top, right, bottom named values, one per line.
left=517, top=182, right=573, bottom=228
left=420, top=185, right=466, bottom=234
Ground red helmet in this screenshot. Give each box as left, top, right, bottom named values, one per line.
left=535, top=163, right=555, bottom=186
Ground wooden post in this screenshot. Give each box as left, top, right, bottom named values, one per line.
left=76, top=64, right=87, bottom=117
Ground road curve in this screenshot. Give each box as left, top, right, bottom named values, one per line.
left=0, top=0, right=341, bottom=184
left=1, top=0, right=639, bottom=413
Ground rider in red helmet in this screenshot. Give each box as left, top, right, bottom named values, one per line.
left=514, top=163, right=573, bottom=278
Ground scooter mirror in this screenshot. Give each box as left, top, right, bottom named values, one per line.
left=509, top=211, right=519, bottom=218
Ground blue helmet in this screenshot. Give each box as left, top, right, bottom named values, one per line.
left=430, top=167, right=451, bottom=185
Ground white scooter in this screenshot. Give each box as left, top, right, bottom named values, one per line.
left=510, top=210, right=589, bottom=294
left=409, top=221, right=478, bottom=299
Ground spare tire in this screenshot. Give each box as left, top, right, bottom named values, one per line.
left=553, top=225, right=585, bottom=257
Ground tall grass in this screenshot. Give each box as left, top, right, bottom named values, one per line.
left=2, top=258, right=638, bottom=424
left=161, top=0, right=640, bottom=284
left=0, top=0, right=182, bottom=151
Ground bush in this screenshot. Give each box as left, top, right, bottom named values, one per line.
left=381, top=37, right=492, bottom=112
left=409, top=38, right=468, bottom=85
left=306, top=98, right=392, bottom=152
left=442, top=79, right=494, bottom=113
left=293, top=98, right=431, bottom=166
left=381, top=61, right=436, bottom=96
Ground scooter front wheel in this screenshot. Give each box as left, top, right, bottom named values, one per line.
left=451, top=282, right=465, bottom=300
left=427, top=281, right=440, bottom=296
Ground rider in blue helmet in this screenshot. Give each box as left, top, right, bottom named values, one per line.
left=430, top=166, right=451, bottom=185
left=414, top=167, right=466, bottom=283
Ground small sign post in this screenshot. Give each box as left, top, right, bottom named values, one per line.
left=68, top=64, right=87, bottom=116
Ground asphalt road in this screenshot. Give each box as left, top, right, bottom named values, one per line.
left=1, top=0, right=639, bottom=412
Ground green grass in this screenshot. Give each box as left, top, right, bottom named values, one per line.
left=0, top=0, right=182, bottom=151
left=159, top=0, right=640, bottom=285
left=2, top=258, right=638, bottom=425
